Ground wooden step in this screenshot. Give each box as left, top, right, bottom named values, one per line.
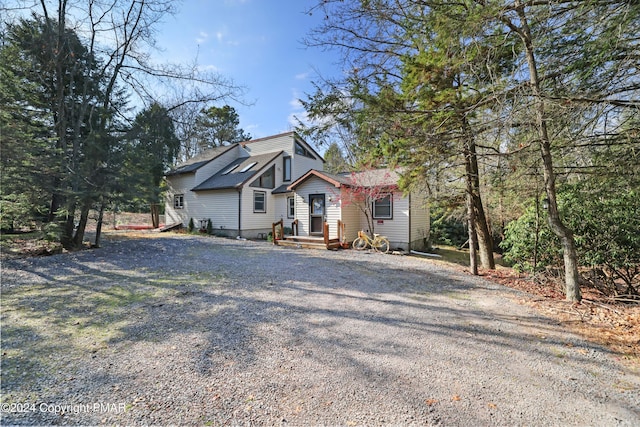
left=275, top=236, right=343, bottom=250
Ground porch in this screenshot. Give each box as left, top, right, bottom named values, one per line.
left=272, top=219, right=346, bottom=250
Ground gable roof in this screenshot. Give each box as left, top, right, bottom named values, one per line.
left=288, top=168, right=400, bottom=191
left=166, top=144, right=237, bottom=176
left=287, top=169, right=347, bottom=190
left=191, top=151, right=283, bottom=191
left=240, top=131, right=325, bottom=163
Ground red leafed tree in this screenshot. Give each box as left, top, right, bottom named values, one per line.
left=334, top=169, right=399, bottom=235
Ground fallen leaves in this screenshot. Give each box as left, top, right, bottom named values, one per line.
left=480, top=267, right=640, bottom=367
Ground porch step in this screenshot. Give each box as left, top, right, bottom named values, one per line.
left=275, top=236, right=343, bottom=250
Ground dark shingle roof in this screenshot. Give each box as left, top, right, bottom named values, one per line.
left=288, top=169, right=401, bottom=190
left=272, top=184, right=292, bottom=194
left=166, top=145, right=236, bottom=176
left=191, top=151, right=283, bottom=191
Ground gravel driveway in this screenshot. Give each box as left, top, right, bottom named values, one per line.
left=2, top=233, right=639, bottom=426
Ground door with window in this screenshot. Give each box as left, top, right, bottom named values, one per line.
left=309, top=194, right=325, bottom=235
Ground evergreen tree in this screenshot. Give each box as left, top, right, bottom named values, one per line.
left=324, top=143, right=350, bottom=173
left=194, top=105, right=251, bottom=150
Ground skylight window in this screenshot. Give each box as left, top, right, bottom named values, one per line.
left=240, top=162, right=257, bottom=172
left=222, top=164, right=239, bottom=175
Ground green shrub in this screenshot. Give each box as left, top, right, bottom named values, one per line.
left=206, top=218, right=213, bottom=235
left=500, top=202, right=561, bottom=272
left=501, top=187, right=639, bottom=295
left=429, top=206, right=467, bottom=247
left=42, top=222, right=62, bottom=242
left=188, top=218, right=195, bottom=233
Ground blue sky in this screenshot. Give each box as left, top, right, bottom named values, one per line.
left=155, top=0, right=340, bottom=140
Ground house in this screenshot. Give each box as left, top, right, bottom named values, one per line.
left=164, top=131, right=325, bottom=238
left=285, top=169, right=430, bottom=251
left=164, top=131, right=430, bottom=250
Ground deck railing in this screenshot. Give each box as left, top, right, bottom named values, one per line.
left=272, top=218, right=346, bottom=249
left=272, top=219, right=283, bottom=244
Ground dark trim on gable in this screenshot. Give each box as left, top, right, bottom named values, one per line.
left=287, top=169, right=345, bottom=191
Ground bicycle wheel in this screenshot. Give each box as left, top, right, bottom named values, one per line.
left=352, top=237, right=368, bottom=250
left=373, top=238, right=390, bottom=253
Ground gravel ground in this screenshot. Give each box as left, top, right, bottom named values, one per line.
left=1, top=233, right=639, bottom=426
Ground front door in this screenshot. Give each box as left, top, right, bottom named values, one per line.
left=309, top=194, right=325, bottom=235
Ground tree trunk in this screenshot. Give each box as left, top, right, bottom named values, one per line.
left=94, top=198, right=106, bottom=248
left=465, top=151, right=479, bottom=275
left=515, top=4, right=581, bottom=301
left=71, top=201, right=91, bottom=249
left=463, top=121, right=495, bottom=270
left=59, top=200, right=77, bottom=250
left=467, top=193, right=479, bottom=276
left=150, top=204, right=160, bottom=228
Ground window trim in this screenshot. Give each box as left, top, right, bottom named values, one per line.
left=294, top=141, right=316, bottom=159
left=240, top=161, right=257, bottom=172
left=249, top=165, right=275, bottom=189
left=222, top=164, right=239, bottom=175
left=287, top=196, right=295, bottom=218
left=174, top=194, right=184, bottom=209
left=283, top=156, right=292, bottom=181
left=372, top=194, right=392, bottom=219
left=253, top=190, right=266, bottom=213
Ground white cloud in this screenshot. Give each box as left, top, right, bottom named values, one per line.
left=196, top=31, right=209, bottom=44
left=198, top=64, right=220, bottom=72
left=289, top=97, right=303, bottom=109
left=289, top=110, right=309, bottom=129
left=288, top=89, right=309, bottom=128
left=295, top=71, right=310, bottom=80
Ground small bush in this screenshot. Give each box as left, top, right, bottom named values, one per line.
left=42, top=222, right=62, bottom=242
left=501, top=187, right=639, bottom=297
left=500, top=204, right=561, bottom=273
left=188, top=218, right=195, bottom=233
left=429, top=206, right=467, bottom=247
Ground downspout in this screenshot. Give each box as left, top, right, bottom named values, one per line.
left=408, top=192, right=412, bottom=251
left=237, top=189, right=242, bottom=238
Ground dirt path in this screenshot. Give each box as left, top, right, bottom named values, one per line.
left=2, top=233, right=639, bottom=425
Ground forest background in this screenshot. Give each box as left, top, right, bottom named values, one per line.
left=1, top=0, right=639, bottom=303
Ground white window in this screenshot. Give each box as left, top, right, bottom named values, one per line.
left=283, top=156, right=291, bottom=181
left=254, top=191, right=266, bottom=213
left=240, top=162, right=257, bottom=172
left=174, top=194, right=184, bottom=209
left=222, top=164, right=239, bottom=175
left=372, top=194, right=392, bottom=219
left=287, top=196, right=295, bottom=218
